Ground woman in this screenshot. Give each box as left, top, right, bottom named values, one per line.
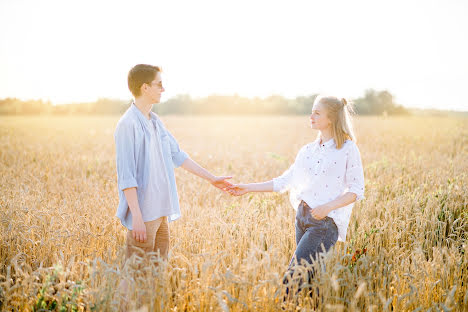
left=228, top=95, right=365, bottom=298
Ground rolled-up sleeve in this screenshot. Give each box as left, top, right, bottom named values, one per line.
left=114, top=121, right=138, bottom=191
left=345, top=142, right=365, bottom=201
left=273, top=162, right=295, bottom=193
left=165, top=129, right=189, bottom=168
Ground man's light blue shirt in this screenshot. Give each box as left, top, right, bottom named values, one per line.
left=114, top=103, right=189, bottom=230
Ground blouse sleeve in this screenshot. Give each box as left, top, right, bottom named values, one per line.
left=273, top=162, right=295, bottom=193
left=344, top=142, right=365, bottom=201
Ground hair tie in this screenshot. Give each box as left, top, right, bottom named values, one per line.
left=341, top=98, right=347, bottom=107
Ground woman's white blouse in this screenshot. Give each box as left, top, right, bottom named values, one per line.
left=273, top=137, right=365, bottom=242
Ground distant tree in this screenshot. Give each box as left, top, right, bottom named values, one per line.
left=91, top=98, right=129, bottom=114
left=0, top=89, right=412, bottom=116
left=354, top=89, right=408, bottom=115
left=155, top=94, right=192, bottom=114
left=294, top=95, right=318, bottom=114
left=0, top=98, right=52, bottom=115
left=0, top=98, right=19, bottom=114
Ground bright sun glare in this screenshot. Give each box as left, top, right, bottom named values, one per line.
left=0, top=0, right=467, bottom=111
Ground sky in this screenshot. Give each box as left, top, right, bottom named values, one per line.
left=0, top=0, right=467, bottom=111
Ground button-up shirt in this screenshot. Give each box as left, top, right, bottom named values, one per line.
left=273, top=137, right=365, bottom=242
left=114, top=103, right=189, bottom=230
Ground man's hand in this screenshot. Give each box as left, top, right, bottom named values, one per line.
left=310, top=204, right=332, bottom=220
left=210, top=176, right=233, bottom=191
left=180, top=159, right=234, bottom=193
left=132, top=215, right=147, bottom=243
left=227, top=184, right=250, bottom=196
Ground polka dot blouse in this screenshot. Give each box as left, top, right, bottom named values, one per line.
left=273, top=137, right=365, bottom=242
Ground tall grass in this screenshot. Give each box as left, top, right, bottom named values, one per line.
left=0, top=115, right=466, bottom=311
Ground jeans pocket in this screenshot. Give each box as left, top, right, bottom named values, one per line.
left=325, top=218, right=339, bottom=241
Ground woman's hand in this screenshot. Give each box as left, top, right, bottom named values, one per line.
left=310, top=204, right=332, bottom=220
left=227, top=184, right=250, bottom=196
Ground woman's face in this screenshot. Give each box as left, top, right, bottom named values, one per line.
left=310, top=101, right=331, bottom=131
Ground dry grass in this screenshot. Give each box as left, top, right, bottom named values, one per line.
left=0, top=114, right=467, bottom=311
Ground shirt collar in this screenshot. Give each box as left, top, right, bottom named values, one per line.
left=130, top=102, right=159, bottom=132
left=315, top=136, right=335, bottom=149
left=130, top=102, right=158, bottom=122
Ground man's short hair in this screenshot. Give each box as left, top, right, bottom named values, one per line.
left=127, top=64, right=161, bottom=97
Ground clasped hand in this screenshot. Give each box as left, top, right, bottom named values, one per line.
left=209, top=176, right=250, bottom=196
left=210, top=176, right=234, bottom=192
left=226, top=184, right=249, bottom=196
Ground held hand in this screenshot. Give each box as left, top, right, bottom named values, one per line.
left=210, top=176, right=233, bottom=192
left=227, top=184, right=250, bottom=196
left=132, top=216, right=147, bottom=243
left=310, top=204, right=332, bottom=220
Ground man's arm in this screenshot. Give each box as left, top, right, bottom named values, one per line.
left=114, top=121, right=147, bottom=243
left=180, top=158, right=232, bottom=191
left=123, top=187, right=147, bottom=243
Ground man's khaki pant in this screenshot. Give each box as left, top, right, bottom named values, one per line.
left=126, top=216, right=169, bottom=260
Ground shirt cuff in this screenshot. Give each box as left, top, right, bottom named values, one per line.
left=272, top=178, right=285, bottom=193
left=172, top=150, right=189, bottom=168
left=118, top=177, right=138, bottom=191
left=350, top=191, right=365, bottom=201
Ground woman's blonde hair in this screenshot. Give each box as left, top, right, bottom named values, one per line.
left=314, top=95, right=356, bottom=149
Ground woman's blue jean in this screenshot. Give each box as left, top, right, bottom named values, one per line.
left=283, top=200, right=339, bottom=297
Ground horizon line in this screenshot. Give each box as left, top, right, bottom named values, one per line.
left=1, top=93, right=467, bottom=113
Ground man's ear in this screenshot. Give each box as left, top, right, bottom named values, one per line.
left=140, top=83, right=147, bottom=96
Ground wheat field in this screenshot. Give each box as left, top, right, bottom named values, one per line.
left=0, top=115, right=467, bottom=311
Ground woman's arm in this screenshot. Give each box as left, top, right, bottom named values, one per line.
left=229, top=150, right=300, bottom=196
left=228, top=161, right=295, bottom=196
left=312, top=142, right=365, bottom=220
left=228, top=181, right=274, bottom=196
left=310, top=192, right=357, bottom=220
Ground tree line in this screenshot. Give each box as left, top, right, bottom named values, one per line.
left=0, top=89, right=408, bottom=115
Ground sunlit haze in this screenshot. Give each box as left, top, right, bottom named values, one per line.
left=1, top=0, right=467, bottom=111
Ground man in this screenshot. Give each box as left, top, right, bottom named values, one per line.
left=114, top=64, right=232, bottom=261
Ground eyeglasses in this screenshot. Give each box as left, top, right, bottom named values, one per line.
left=149, top=81, right=164, bottom=89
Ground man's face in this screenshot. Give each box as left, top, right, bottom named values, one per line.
left=142, top=72, right=165, bottom=103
